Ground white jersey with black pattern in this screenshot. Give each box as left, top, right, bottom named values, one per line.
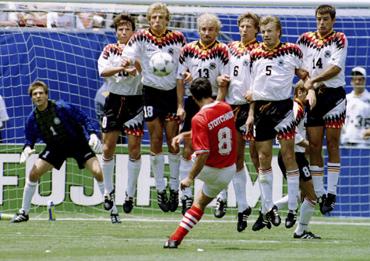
left=297, top=31, right=347, bottom=88
left=123, top=29, right=186, bottom=91
left=250, top=42, right=303, bottom=101
left=98, top=43, right=142, bottom=96
left=177, top=40, right=229, bottom=97
left=225, top=40, right=259, bottom=105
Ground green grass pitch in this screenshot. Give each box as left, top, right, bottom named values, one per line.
left=1, top=214, right=370, bottom=260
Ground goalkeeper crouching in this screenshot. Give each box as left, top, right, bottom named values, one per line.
left=12, top=80, right=106, bottom=223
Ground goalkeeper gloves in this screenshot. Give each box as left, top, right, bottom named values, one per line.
left=19, top=146, right=35, bottom=164
left=88, top=133, right=103, bottom=154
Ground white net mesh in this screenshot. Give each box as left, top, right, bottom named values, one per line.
left=0, top=2, right=369, bottom=219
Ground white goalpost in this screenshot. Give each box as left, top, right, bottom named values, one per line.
left=0, top=0, right=369, bottom=220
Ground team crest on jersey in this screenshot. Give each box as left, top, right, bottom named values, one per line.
left=146, top=46, right=157, bottom=52
left=278, top=59, right=284, bottom=66
left=210, top=63, right=216, bottom=70
left=324, top=50, right=331, bottom=58
left=54, top=117, right=61, bottom=125
left=167, top=48, right=174, bottom=55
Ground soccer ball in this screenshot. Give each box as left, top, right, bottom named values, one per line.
left=149, top=52, right=175, bottom=77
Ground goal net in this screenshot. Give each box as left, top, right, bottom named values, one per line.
left=0, top=1, right=369, bottom=220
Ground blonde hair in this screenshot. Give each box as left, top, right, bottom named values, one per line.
left=260, top=15, right=282, bottom=37
left=28, top=80, right=48, bottom=96
left=197, top=13, right=221, bottom=32
left=147, top=2, right=170, bottom=21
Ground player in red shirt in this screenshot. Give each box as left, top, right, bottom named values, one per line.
left=164, top=78, right=237, bottom=249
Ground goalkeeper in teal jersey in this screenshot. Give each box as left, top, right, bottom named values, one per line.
left=11, top=80, right=107, bottom=223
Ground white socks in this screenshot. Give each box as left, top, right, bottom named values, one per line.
left=127, top=158, right=141, bottom=198
left=327, top=162, right=340, bottom=195
left=21, top=180, right=37, bottom=214
left=310, top=165, right=325, bottom=197
left=179, top=157, right=193, bottom=198
left=168, top=153, right=180, bottom=191
left=287, top=169, right=299, bottom=211
left=258, top=168, right=273, bottom=214
left=232, top=169, right=249, bottom=212
left=151, top=153, right=165, bottom=192
left=274, top=195, right=288, bottom=210
left=295, top=198, right=315, bottom=235
left=102, top=157, right=114, bottom=194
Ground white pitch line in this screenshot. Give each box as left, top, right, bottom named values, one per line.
left=29, top=217, right=370, bottom=226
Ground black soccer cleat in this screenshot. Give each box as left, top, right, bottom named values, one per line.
left=285, top=210, right=297, bottom=229
left=237, top=206, right=252, bottom=232
left=157, top=190, right=169, bottom=212
left=321, top=193, right=336, bottom=214
left=168, top=190, right=179, bottom=212
left=318, top=194, right=327, bottom=215
left=252, top=211, right=272, bottom=231
left=11, top=210, right=29, bottom=223
left=110, top=211, right=121, bottom=224
left=103, top=190, right=115, bottom=211
left=181, top=195, right=193, bottom=215
left=122, top=194, right=134, bottom=214
left=267, top=205, right=281, bottom=227
left=294, top=230, right=321, bottom=239
left=214, top=198, right=227, bottom=218
left=163, top=239, right=179, bottom=249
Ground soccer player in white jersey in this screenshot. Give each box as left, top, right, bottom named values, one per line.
left=246, top=16, right=314, bottom=231
left=97, top=13, right=143, bottom=223
left=213, top=12, right=260, bottom=232
left=164, top=78, right=237, bottom=249
left=275, top=82, right=321, bottom=239
left=297, top=5, right=348, bottom=214
left=123, top=3, right=186, bottom=213
left=176, top=13, right=229, bottom=215
left=341, top=66, right=370, bottom=147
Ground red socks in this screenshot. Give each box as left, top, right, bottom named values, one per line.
left=170, top=205, right=204, bottom=243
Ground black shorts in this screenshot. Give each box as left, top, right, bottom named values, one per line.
left=306, top=87, right=346, bottom=128
left=102, top=93, right=144, bottom=136
left=254, top=99, right=295, bottom=142
left=39, top=141, right=95, bottom=170
left=278, top=151, right=312, bottom=182
left=181, top=96, right=199, bottom=132
left=142, top=85, right=178, bottom=122
left=231, top=104, right=253, bottom=140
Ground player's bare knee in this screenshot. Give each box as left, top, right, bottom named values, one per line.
left=258, top=153, right=272, bottom=167
left=309, top=141, right=322, bottom=152
left=282, top=152, right=295, bottom=165
left=89, top=162, right=103, bottom=181
left=103, top=144, right=115, bottom=158
left=93, top=171, right=104, bottom=182
left=29, top=164, right=45, bottom=182
left=28, top=171, right=40, bottom=183
left=326, top=140, right=340, bottom=155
